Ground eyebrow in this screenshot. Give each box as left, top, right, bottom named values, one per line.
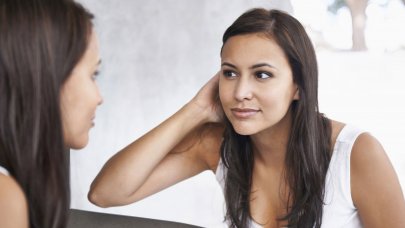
left=221, top=62, right=237, bottom=69
left=250, top=63, right=276, bottom=70
left=221, top=62, right=277, bottom=70
left=97, top=59, right=102, bottom=65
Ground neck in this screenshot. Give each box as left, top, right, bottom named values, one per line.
left=250, top=109, right=293, bottom=170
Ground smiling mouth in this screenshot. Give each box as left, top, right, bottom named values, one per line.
left=231, top=108, right=260, bottom=119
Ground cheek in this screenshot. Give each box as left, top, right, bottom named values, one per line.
left=60, top=91, right=75, bottom=134
left=60, top=92, right=91, bottom=145
left=61, top=107, right=75, bottom=148
left=219, top=80, right=232, bottom=106
left=261, top=87, right=294, bottom=114
left=61, top=105, right=90, bottom=149
left=219, top=82, right=242, bottom=123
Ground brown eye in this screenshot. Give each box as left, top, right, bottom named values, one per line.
left=223, top=70, right=237, bottom=78
left=92, top=71, right=99, bottom=81
left=255, top=71, right=272, bottom=79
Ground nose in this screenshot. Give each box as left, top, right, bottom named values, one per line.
left=234, top=76, right=253, bottom=101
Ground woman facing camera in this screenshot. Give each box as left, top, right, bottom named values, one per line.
left=89, top=9, right=405, bottom=228
left=0, top=0, right=102, bottom=227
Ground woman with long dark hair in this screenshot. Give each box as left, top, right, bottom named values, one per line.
left=89, top=9, right=405, bottom=228
left=0, top=0, right=102, bottom=227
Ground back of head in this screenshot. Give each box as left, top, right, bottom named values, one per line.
left=0, top=0, right=93, bottom=227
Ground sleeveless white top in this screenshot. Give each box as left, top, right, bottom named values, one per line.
left=0, top=165, right=10, bottom=176
left=215, top=125, right=364, bottom=228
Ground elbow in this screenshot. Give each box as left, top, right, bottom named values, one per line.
left=87, top=186, right=139, bottom=208
left=87, top=187, right=111, bottom=208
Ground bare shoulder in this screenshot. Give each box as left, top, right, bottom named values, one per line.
left=350, top=132, right=405, bottom=227
left=351, top=132, right=390, bottom=176
left=0, top=174, right=29, bottom=228
left=330, top=120, right=345, bottom=143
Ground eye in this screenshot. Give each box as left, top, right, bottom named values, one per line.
left=92, top=70, right=100, bottom=81
left=255, top=71, right=272, bottom=79
left=222, top=70, right=237, bottom=78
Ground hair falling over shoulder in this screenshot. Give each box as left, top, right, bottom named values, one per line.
left=0, top=0, right=93, bottom=227
left=220, top=8, right=332, bottom=228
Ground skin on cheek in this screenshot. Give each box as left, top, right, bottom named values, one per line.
left=219, top=34, right=297, bottom=135
left=58, top=32, right=101, bottom=149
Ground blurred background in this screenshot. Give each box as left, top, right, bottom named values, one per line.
left=71, top=0, right=405, bottom=227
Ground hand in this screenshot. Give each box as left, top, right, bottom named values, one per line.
left=189, top=73, right=224, bottom=123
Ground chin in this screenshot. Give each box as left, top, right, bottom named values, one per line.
left=70, top=142, right=88, bottom=150
left=234, top=130, right=256, bottom=136
left=232, top=125, right=257, bottom=136
left=66, top=136, right=89, bottom=150
left=226, top=116, right=261, bottom=135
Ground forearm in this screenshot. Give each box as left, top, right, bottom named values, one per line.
left=88, top=102, right=209, bottom=206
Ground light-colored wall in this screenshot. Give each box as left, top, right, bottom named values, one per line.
left=70, top=1, right=292, bottom=227
left=70, top=1, right=405, bottom=227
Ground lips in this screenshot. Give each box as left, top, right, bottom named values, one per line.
left=91, top=115, right=96, bottom=127
left=231, top=108, right=260, bottom=118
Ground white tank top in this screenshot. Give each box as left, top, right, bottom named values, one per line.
left=0, top=165, right=9, bottom=176
left=215, top=125, right=364, bottom=228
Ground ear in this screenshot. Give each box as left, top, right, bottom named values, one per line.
left=293, top=87, right=300, bottom=100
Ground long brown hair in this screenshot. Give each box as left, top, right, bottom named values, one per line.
left=220, top=9, right=332, bottom=228
left=0, top=0, right=93, bottom=227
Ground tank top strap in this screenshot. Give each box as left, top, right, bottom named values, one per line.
left=0, top=165, right=10, bottom=176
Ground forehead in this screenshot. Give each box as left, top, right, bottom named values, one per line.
left=221, top=33, right=288, bottom=66
left=85, top=30, right=99, bottom=60
left=68, top=30, right=99, bottom=77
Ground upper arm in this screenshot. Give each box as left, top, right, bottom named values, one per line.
left=0, top=174, right=29, bottom=228
left=194, top=123, right=224, bottom=172
left=351, top=133, right=405, bottom=227
left=127, top=123, right=224, bottom=202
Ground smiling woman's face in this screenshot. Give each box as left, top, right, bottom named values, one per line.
left=60, top=31, right=103, bottom=149
left=219, top=33, right=299, bottom=136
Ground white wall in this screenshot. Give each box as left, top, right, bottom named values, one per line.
left=70, top=1, right=405, bottom=227
left=70, top=1, right=292, bottom=227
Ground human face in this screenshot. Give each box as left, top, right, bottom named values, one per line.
left=60, top=31, right=102, bottom=149
left=219, top=33, right=298, bottom=136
